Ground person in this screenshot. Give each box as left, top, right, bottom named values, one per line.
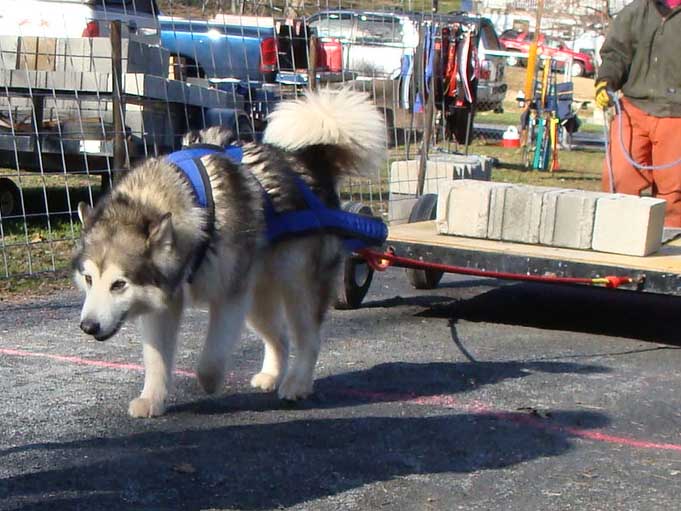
left=596, top=0, right=681, bottom=227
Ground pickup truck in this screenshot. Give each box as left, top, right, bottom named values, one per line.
left=0, top=0, right=160, bottom=44
left=159, top=15, right=278, bottom=83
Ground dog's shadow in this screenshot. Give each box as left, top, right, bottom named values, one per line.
left=1, top=400, right=609, bottom=511
left=175, top=359, right=610, bottom=415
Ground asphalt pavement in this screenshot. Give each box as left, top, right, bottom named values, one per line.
left=1, top=269, right=681, bottom=510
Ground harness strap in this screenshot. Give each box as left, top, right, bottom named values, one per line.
left=166, top=144, right=387, bottom=284
left=265, top=173, right=388, bottom=250
left=165, top=145, right=243, bottom=282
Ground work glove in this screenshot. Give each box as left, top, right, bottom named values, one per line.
left=595, top=80, right=613, bottom=110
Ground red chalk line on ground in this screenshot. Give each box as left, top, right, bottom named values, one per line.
left=2, top=347, right=681, bottom=453
left=0, top=347, right=195, bottom=378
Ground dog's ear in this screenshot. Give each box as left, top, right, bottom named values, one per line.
left=147, top=212, right=174, bottom=249
left=77, top=202, right=93, bottom=226
left=181, top=130, right=202, bottom=147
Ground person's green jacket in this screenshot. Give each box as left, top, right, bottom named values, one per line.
left=597, top=0, right=681, bottom=117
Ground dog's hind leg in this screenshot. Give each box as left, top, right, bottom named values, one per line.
left=129, top=292, right=184, bottom=418
left=197, top=293, right=252, bottom=394
left=277, top=245, right=341, bottom=401
left=247, top=279, right=289, bottom=392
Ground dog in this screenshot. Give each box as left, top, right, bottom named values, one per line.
left=72, top=89, right=385, bottom=418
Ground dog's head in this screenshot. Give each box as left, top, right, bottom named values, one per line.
left=72, top=199, right=180, bottom=341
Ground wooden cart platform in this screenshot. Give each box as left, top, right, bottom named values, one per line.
left=387, top=221, right=681, bottom=296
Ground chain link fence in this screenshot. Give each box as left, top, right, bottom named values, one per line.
left=0, top=0, right=602, bottom=279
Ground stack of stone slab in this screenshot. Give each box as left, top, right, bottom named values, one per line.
left=0, top=36, right=169, bottom=77
left=389, top=154, right=494, bottom=224
left=436, top=180, right=666, bottom=256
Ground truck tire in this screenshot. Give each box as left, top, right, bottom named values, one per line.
left=571, top=61, right=585, bottom=78
left=0, top=178, right=20, bottom=218
left=334, top=201, right=377, bottom=310
left=405, top=194, right=444, bottom=289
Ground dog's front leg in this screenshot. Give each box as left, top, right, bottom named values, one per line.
left=129, top=293, right=184, bottom=418
left=197, top=294, right=251, bottom=394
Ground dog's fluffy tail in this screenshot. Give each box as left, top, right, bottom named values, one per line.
left=263, top=88, right=385, bottom=178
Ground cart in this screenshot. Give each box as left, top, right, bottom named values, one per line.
left=335, top=194, right=681, bottom=309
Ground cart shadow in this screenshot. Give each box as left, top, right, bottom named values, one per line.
left=416, top=281, right=681, bottom=345
left=0, top=408, right=609, bottom=511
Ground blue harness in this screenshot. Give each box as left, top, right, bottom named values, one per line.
left=165, top=145, right=388, bottom=275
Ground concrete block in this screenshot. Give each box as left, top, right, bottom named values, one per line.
left=388, top=193, right=419, bottom=225
left=390, top=154, right=493, bottom=196
left=540, top=189, right=612, bottom=249
left=592, top=195, right=666, bottom=256
left=488, top=185, right=564, bottom=243
left=428, top=153, right=494, bottom=181
left=436, top=180, right=513, bottom=238
left=0, top=36, right=19, bottom=70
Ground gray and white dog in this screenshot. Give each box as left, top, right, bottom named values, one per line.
left=72, top=89, right=385, bottom=417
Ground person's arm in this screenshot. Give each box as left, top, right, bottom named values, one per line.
left=597, top=4, right=637, bottom=91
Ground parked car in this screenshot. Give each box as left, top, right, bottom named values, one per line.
left=306, top=10, right=507, bottom=112
left=0, top=0, right=160, bottom=44
left=499, top=29, right=595, bottom=77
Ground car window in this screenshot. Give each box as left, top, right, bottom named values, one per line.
left=355, top=14, right=403, bottom=44
left=545, top=38, right=563, bottom=49
left=500, top=29, right=519, bottom=39
left=480, top=23, right=501, bottom=50
left=308, top=12, right=354, bottom=40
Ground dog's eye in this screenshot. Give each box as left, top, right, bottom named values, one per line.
left=84, top=275, right=92, bottom=287
left=110, top=280, right=127, bottom=292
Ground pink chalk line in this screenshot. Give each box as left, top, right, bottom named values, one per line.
left=2, top=347, right=681, bottom=453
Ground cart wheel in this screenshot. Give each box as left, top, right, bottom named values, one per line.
left=334, top=201, right=376, bottom=310
left=406, top=194, right=444, bottom=289
left=0, top=178, right=20, bottom=218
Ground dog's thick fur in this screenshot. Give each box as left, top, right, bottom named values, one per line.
left=72, top=89, right=385, bottom=417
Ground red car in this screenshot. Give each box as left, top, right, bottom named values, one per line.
left=499, top=29, right=595, bottom=77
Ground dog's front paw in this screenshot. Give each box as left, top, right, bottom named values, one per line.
left=277, top=374, right=313, bottom=401
left=250, top=372, right=278, bottom=392
left=128, top=397, right=166, bottom=418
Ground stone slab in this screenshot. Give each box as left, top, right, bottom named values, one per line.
left=540, top=189, right=612, bottom=249
left=592, top=195, right=666, bottom=256
left=436, top=180, right=513, bottom=238
left=488, top=185, right=564, bottom=244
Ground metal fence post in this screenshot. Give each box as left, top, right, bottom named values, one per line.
left=308, top=34, right=318, bottom=92
left=110, top=20, right=128, bottom=182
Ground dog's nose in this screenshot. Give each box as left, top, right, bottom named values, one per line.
left=80, top=319, right=101, bottom=336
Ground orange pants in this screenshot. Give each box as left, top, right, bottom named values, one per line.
left=602, top=98, right=681, bottom=227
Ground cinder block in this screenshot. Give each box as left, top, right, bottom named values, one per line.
left=0, top=36, right=19, bottom=70
left=592, top=195, right=666, bottom=256
left=488, top=185, right=563, bottom=243
left=436, top=180, right=513, bottom=238
left=388, top=193, right=419, bottom=225
left=390, top=155, right=493, bottom=196
left=540, top=189, right=612, bottom=249
left=428, top=153, right=494, bottom=181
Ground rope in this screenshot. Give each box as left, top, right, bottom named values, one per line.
left=357, top=248, right=635, bottom=289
